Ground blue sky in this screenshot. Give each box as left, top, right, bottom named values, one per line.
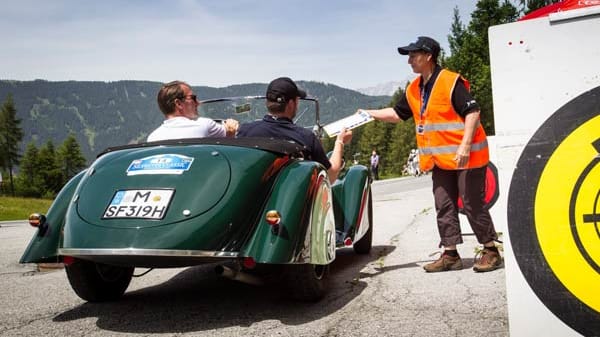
left=1, top=0, right=477, bottom=90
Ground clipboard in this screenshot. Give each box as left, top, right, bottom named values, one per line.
left=323, top=110, right=374, bottom=137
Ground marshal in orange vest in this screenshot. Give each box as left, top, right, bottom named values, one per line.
left=405, top=69, right=489, bottom=171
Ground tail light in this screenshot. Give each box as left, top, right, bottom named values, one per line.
left=265, top=210, right=281, bottom=234
left=28, top=213, right=49, bottom=236
left=28, top=213, right=45, bottom=227
left=243, top=257, right=257, bottom=269
left=62, top=256, right=75, bottom=266
left=265, top=210, right=281, bottom=225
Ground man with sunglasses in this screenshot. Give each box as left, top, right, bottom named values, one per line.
left=147, top=80, right=238, bottom=142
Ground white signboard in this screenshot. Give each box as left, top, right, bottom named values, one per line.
left=489, top=6, right=600, bottom=337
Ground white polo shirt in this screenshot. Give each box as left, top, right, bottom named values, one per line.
left=147, top=117, right=226, bottom=142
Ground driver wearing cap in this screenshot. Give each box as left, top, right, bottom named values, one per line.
left=237, top=77, right=352, bottom=182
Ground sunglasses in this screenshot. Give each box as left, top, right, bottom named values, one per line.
left=177, top=94, right=198, bottom=102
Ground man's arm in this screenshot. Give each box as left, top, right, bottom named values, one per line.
left=454, top=110, right=480, bottom=168
left=327, top=128, right=352, bottom=182
left=361, top=107, right=401, bottom=123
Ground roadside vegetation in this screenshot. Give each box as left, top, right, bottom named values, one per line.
left=0, top=196, right=52, bottom=221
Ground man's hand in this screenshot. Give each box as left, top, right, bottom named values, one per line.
left=354, top=107, right=401, bottom=123
left=224, top=119, right=239, bottom=137
left=337, top=127, right=353, bottom=145
left=454, top=144, right=470, bottom=168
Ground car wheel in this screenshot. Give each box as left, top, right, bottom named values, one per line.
left=285, top=263, right=330, bottom=301
left=353, top=189, right=373, bottom=254
left=65, top=259, right=134, bottom=302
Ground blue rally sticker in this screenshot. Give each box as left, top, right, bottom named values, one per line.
left=111, top=190, right=126, bottom=204
left=126, top=154, right=194, bottom=176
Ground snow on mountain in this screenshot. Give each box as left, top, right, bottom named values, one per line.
left=355, top=81, right=404, bottom=96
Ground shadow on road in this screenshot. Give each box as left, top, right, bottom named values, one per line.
left=53, top=245, right=396, bottom=334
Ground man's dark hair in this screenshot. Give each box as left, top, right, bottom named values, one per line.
left=157, top=80, right=188, bottom=115
left=266, top=100, right=286, bottom=114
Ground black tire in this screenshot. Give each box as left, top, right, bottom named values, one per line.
left=353, top=189, right=373, bottom=254
left=65, top=259, right=134, bottom=302
left=285, top=263, right=330, bottom=301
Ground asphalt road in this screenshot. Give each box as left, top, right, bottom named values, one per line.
left=0, top=175, right=508, bottom=337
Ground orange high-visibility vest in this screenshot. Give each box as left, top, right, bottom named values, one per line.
left=405, top=69, right=489, bottom=171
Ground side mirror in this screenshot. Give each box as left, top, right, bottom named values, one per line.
left=235, top=103, right=252, bottom=114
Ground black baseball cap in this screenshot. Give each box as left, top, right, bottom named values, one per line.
left=397, top=36, right=440, bottom=59
left=266, top=77, right=307, bottom=103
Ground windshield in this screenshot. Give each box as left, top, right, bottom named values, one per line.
left=198, top=96, right=321, bottom=134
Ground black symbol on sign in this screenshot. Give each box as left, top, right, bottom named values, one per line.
left=582, top=189, right=600, bottom=238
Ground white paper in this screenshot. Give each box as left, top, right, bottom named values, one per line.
left=323, top=110, right=374, bottom=137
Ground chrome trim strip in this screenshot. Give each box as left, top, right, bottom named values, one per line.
left=58, top=248, right=239, bottom=258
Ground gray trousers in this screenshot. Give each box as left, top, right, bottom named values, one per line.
left=432, top=165, right=497, bottom=247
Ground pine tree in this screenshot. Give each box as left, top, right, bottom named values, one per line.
left=15, top=142, right=44, bottom=197
left=58, top=133, right=87, bottom=183
left=387, top=122, right=416, bottom=175
left=0, top=94, right=24, bottom=196
left=443, top=1, right=519, bottom=135
left=37, top=140, right=63, bottom=197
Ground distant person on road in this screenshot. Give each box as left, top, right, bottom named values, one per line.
left=147, top=81, right=239, bottom=142
left=407, top=149, right=420, bottom=176
left=356, top=36, right=501, bottom=273
left=237, top=77, right=352, bottom=183
left=370, top=149, right=380, bottom=180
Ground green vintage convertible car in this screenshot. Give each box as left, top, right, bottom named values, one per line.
left=20, top=96, right=373, bottom=302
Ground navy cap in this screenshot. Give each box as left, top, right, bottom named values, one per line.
left=397, top=36, right=440, bottom=59
left=266, top=77, right=307, bottom=103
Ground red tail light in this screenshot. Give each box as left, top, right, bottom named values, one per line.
left=62, top=256, right=75, bottom=266
left=29, top=213, right=49, bottom=236
left=243, top=257, right=257, bottom=269
left=265, top=210, right=281, bottom=225
left=28, top=213, right=44, bottom=227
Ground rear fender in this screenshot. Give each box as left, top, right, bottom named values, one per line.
left=19, top=170, right=87, bottom=264
left=241, top=161, right=335, bottom=265
left=331, top=165, right=370, bottom=243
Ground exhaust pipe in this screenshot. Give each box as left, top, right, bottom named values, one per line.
left=215, top=265, right=263, bottom=286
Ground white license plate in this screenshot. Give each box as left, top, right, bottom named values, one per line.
left=102, top=189, right=174, bottom=219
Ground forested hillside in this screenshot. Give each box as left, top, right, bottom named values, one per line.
left=0, top=80, right=390, bottom=162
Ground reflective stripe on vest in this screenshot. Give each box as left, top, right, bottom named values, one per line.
left=405, top=69, right=489, bottom=171
left=419, top=138, right=488, bottom=155
left=416, top=120, right=480, bottom=133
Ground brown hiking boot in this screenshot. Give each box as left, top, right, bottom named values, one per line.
left=473, top=247, right=503, bottom=272
left=423, top=252, right=463, bottom=272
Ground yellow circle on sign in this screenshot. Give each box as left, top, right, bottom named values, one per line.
left=535, top=114, right=600, bottom=312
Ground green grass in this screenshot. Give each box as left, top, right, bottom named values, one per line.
left=0, top=196, right=53, bottom=221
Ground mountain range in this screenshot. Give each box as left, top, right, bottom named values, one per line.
left=355, top=81, right=405, bottom=96
left=0, top=80, right=391, bottom=163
